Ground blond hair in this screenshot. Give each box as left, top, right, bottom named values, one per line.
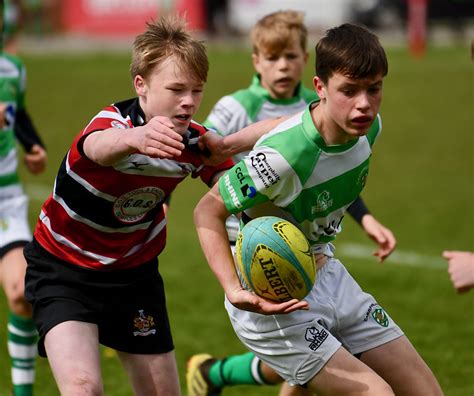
left=130, top=16, right=208, bottom=83
left=250, top=10, right=307, bottom=55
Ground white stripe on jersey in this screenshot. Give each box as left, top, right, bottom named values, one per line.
left=39, top=211, right=167, bottom=266
left=248, top=145, right=303, bottom=208
left=123, top=217, right=167, bottom=257
left=112, top=153, right=198, bottom=178
left=304, top=138, right=372, bottom=188
left=39, top=210, right=119, bottom=265
left=82, top=109, right=130, bottom=131
left=0, top=148, right=18, bottom=177
left=52, top=191, right=153, bottom=233
left=64, top=152, right=116, bottom=202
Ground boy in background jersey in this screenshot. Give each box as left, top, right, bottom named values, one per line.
left=0, top=0, right=46, bottom=394
left=188, top=10, right=396, bottom=396
left=194, top=23, right=443, bottom=395
left=22, top=17, right=234, bottom=395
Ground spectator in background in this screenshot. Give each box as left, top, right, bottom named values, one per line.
left=443, top=250, right=474, bottom=293
left=0, top=0, right=47, bottom=394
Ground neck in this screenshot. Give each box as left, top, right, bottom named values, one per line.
left=311, top=104, right=354, bottom=146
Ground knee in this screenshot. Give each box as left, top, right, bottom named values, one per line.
left=62, top=376, right=104, bottom=396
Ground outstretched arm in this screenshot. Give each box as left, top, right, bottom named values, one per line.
left=199, top=116, right=287, bottom=165
left=83, top=116, right=185, bottom=166
left=347, top=197, right=396, bottom=262
left=194, top=184, right=308, bottom=315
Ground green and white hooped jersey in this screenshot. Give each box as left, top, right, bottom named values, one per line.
left=218, top=101, right=382, bottom=254
left=0, top=53, right=26, bottom=190
left=204, top=74, right=317, bottom=162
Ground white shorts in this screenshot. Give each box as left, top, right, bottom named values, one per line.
left=0, top=185, right=31, bottom=254
left=224, top=257, right=404, bottom=386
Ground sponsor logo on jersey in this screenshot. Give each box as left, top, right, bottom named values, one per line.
left=234, top=166, right=256, bottom=198
left=133, top=309, right=156, bottom=336
left=363, top=303, right=389, bottom=327
left=113, top=186, right=164, bottom=223
left=305, top=326, right=329, bottom=351
left=224, top=173, right=242, bottom=208
left=311, top=190, right=333, bottom=213
left=250, top=152, right=280, bottom=188
left=111, top=120, right=127, bottom=129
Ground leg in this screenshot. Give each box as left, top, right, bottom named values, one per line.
left=118, top=350, right=180, bottom=396
left=360, top=336, right=443, bottom=396
left=307, top=347, right=394, bottom=396
left=1, top=247, right=37, bottom=396
left=44, top=321, right=103, bottom=395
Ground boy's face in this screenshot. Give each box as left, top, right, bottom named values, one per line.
left=314, top=72, right=384, bottom=141
left=252, top=37, right=308, bottom=99
left=134, top=56, right=204, bottom=135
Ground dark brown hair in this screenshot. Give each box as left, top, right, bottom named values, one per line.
left=315, top=23, right=388, bottom=83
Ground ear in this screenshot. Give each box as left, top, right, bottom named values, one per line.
left=134, top=75, right=147, bottom=96
left=252, top=53, right=261, bottom=74
left=313, top=76, right=325, bottom=100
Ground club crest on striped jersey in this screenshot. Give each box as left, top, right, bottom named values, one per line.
left=111, top=120, right=128, bottom=129
left=113, top=186, right=164, bottom=223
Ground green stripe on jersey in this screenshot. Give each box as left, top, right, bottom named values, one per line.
left=219, top=102, right=381, bottom=246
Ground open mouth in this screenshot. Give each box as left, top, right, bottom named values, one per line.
left=175, top=114, right=191, bottom=122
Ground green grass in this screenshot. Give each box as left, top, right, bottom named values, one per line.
left=0, top=44, right=473, bottom=395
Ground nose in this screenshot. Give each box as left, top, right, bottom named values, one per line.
left=277, top=57, right=289, bottom=70
left=355, top=92, right=371, bottom=111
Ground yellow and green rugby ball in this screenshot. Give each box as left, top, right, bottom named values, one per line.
left=235, top=216, right=316, bottom=302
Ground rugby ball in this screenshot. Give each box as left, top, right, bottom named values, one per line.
left=235, top=216, right=315, bottom=302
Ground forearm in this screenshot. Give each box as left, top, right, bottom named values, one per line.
left=14, top=108, right=45, bottom=152
left=347, top=196, right=370, bottom=226
left=82, top=128, right=136, bottom=166
left=221, top=116, right=285, bottom=157
left=194, top=186, right=241, bottom=293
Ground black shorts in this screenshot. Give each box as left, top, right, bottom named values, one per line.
left=24, top=239, right=174, bottom=357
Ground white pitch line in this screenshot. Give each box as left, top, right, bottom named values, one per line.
left=337, top=242, right=446, bottom=270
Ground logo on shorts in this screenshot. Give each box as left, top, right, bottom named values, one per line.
left=305, top=326, right=328, bottom=351
left=372, top=308, right=389, bottom=327
left=363, top=303, right=389, bottom=327
left=133, top=309, right=156, bottom=336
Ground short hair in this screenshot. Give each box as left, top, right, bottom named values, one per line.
left=315, top=23, right=388, bottom=84
left=250, top=10, right=307, bottom=55
left=130, top=16, right=208, bottom=83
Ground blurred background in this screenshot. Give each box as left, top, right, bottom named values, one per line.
left=1, top=0, right=473, bottom=395
left=8, top=0, right=474, bottom=53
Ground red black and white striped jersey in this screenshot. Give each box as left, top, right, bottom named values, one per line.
left=34, top=98, right=233, bottom=270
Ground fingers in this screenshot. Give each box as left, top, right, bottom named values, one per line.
left=24, top=145, right=47, bottom=174
left=229, top=289, right=309, bottom=315
left=136, top=117, right=185, bottom=158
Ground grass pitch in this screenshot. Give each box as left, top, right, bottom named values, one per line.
left=0, top=44, right=472, bottom=395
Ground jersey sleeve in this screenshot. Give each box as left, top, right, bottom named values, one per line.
left=366, top=113, right=382, bottom=147
left=218, top=143, right=301, bottom=214
left=204, top=95, right=251, bottom=137
left=75, top=105, right=131, bottom=157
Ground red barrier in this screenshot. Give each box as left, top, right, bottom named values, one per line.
left=408, top=0, right=428, bottom=57
left=61, top=0, right=206, bottom=37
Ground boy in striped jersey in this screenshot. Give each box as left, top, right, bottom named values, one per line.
left=22, top=17, right=234, bottom=395
left=0, top=0, right=46, bottom=394
left=188, top=10, right=396, bottom=396
left=194, top=23, right=442, bottom=395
